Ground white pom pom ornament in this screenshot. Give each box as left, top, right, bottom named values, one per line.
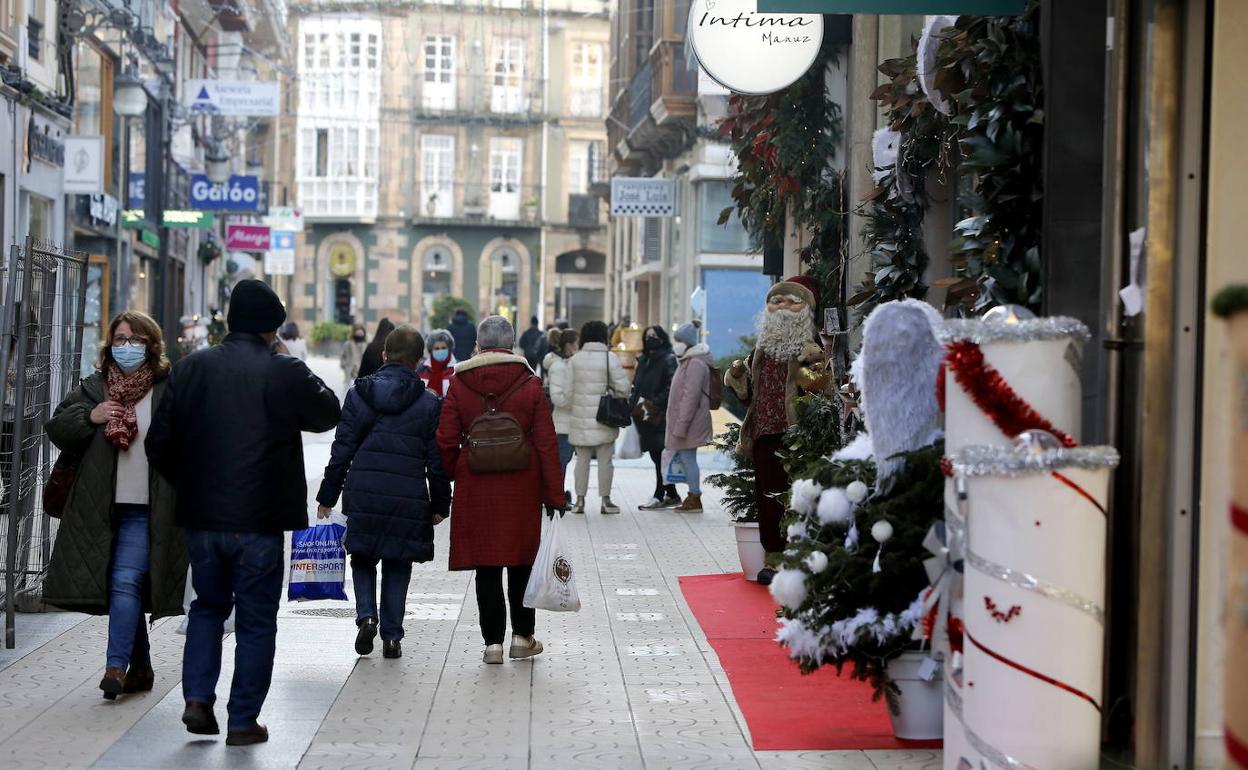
left=790, top=479, right=823, bottom=516
left=787, top=522, right=808, bottom=541
left=816, top=487, right=852, bottom=525
left=871, top=520, right=894, bottom=544
left=803, top=550, right=829, bottom=574
left=769, top=569, right=809, bottom=610
left=845, top=480, right=869, bottom=504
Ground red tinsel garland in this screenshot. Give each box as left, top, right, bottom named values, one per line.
left=947, top=616, right=965, bottom=654
left=944, top=340, right=1079, bottom=448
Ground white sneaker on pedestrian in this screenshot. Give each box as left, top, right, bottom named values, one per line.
left=509, top=634, right=544, bottom=659
left=637, top=496, right=665, bottom=510
left=483, top=644, right=504, bottom=664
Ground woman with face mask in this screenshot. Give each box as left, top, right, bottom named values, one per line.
left=340, top=323, right=369, bottom=382
left=43, top=310, right=187, bottom=700
left=630, top=326, right=679, bottom=509
left=416, top=328, right=457, bottom=398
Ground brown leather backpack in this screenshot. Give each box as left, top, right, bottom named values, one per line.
left=460, top=376, right=532, bottom=474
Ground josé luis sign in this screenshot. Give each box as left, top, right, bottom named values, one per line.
left=226, top=224, right=271, bottom=252
left=191, top=174, right=261, bottom=212
left=688, top=0, right=823, bottom=94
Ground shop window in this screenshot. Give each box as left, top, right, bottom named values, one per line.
left=699, top=180, right=751, bottom=253
left=73, top=42, right=113, bottom=188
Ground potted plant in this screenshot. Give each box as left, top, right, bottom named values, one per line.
left=425, top=192, right=439, bottom=217
left=309, top=321, right=352, bottom=356
left=522, top=195, right=539, bottom=220
left=706, top=423, right=764, bottom=580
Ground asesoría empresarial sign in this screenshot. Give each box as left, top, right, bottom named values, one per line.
left=190, top=174, right=261, bottom=212
left=226, top=224, right=272, bottom=252
left=687, top=0, right=823, bottom=95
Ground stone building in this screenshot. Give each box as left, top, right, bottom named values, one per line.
left=288, top=0, right=610, bottom=333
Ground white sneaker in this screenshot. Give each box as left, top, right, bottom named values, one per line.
left=637, top=496, right=665, bottom=510
left=509, top=634, right=544, bottom=659
left=483, top=644, right=504, bottom=664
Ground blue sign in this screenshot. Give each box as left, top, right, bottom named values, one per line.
left=190, top=174, right=261, bottom=211
left=128, top=173, right=145, bottom=208
left=271, top=230, right=296, bottom=251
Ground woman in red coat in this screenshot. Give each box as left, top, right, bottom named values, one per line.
left=436, top=315, right=565, bottom=665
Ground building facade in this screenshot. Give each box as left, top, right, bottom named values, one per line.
left=288, top=0, right=610, bottom=334
left=603, top=0, right=772, bottom=360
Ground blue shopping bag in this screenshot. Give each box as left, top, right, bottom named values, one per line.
left=287, top=516, right=348, bottom=601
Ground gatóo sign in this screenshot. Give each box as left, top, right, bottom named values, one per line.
left=191, top=174, right=261, bottom=212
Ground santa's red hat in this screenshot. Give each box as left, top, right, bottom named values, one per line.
left=767, top=274, right=819, bottom=309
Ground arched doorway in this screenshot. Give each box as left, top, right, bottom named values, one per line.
left=554, top=249, right=606, bottom=329
left=477, top=238, right=531, bottom=323
left=420, top=244, right=453, bottom=330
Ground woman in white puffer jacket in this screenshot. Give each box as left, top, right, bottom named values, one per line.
left=550, top=320, right=631, bottom=514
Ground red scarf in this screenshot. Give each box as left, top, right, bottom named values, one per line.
left=422, top=356, right=455, bottom=398
left=103, top=364, right=154, bottom=450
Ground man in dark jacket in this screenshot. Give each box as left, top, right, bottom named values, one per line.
left=146, top=278, right=340, bottom=746
left=518, top=315, right=547, bottom=370
left=315, top=324, right=450, bottom=660
left=447, top=308, right=477, bottom=360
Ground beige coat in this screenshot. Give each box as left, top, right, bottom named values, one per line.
left=550, top=342, right=631, bottom=447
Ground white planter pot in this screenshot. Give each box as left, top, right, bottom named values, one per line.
left=734, top=522, right=766, bottom=581
left=885, top=650, right=943, bottom=740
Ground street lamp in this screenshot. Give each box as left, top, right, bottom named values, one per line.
left=113, top=72, right=148, bottom=117
left=205, top=145, right=231, bottom=184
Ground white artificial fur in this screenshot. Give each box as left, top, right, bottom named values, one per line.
left=816, top=487, right=852, bottom=525
left=855, top=299, right=945, bottom=485
left=769, top=568, right=809, bottom=610
left=834, top=432, right=874, bottom=461
left=787, top=521, right=809, bottom=541
left=756, top=306, right=816, bottom=360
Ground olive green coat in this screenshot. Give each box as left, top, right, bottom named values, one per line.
left=43, top=372, right=187, bottom=618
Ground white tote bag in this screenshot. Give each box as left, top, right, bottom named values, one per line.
left=616, top=422, right=643, bottom=460
left=523, top=513, right=581, bottom=612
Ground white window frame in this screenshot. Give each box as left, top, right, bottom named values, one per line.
left=490, top=37, right=525, bottom=114
left=568, top=140, right=590, bottom=195
left=489, top=137, right=523, bottom=220
left=421, top=134, right=456, bottom=218
left=423, top=34, right=457, bottom=111
left=570, top=42, right=603, bottom=118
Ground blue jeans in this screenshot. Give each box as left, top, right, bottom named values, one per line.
left=106, top=505, right=151, bottom=670
left=182, top=529, right=284, bottom=731
left=556, top=434, right=574, bottom=484
left=351, top=555, right=412, bottom=641
left=675, top=449, right=701, bottom=494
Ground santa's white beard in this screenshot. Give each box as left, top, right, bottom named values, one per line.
left=756, top=307, right=814, bottom=360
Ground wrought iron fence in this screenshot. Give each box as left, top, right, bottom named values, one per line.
left=1, top=236, right=89, bottom=649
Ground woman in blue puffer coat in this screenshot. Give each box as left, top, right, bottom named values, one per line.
left=316, top=324, right=451, bottom=659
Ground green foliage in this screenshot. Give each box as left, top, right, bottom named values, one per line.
left=718, top=44, right=847, bottom=314
left=1212, top=285, right=1248, bottom=319
left=310, top=321, right=352, bottom=344
left=714, top=333, right=756, bottom=420
left=777, top=443, right=945, bottom=709
left=705, top=422, right=757, bottom=523
left=429, top=296, right=475, bottom=330
left=779, top=393, right=846, bottom=481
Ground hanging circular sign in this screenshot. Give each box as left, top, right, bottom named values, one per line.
left=688, top=0, right=823, bottom=95
left=328, top=243, right=356, bottom=278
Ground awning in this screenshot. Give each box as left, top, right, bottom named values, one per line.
left=757, top=0, right=1025, bottom=12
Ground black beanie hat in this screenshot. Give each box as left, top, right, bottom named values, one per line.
left=228, top=279, right=287, bottom=334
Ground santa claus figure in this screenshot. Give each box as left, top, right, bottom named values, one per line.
left=725, top=274, right=827, bottom=585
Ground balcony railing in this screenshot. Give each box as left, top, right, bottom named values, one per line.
left=410, top=75, right=546, bottom=123
left=413, top=182, right=543, bottom=226
left=627, top=59, right=653, bottom=132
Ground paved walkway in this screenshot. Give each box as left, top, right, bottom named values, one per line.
left=0, top=359, right=939, bottom=769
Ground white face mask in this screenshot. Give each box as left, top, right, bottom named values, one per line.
left=673, top=342, right=688, bottom=356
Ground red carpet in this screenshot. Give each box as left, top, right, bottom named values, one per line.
left=678, top=572, right=942, bottom=751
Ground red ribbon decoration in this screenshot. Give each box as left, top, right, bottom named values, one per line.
left=1051, top=471, right=1106, bottom=516
left=1232, top=502, right=1248, bottom=536
left=966, top=630, right=1101, bottom=712
left=1227, top=725, right=1248, bottom=768
left=944, top=340, right=1079, bottom=448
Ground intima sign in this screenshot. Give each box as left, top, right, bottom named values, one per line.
left=756, top=0, right=1025, bottom=11
left=687, top=0, right=823, bottom=95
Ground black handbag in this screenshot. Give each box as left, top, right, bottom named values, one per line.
left=595, top=349, right=632, bottom=429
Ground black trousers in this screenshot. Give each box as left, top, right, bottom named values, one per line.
left=647, top=448, right=678, bottom=499
left=752, top=433, right=789, bottom=554
left=475, top=566, right=535, bottom=645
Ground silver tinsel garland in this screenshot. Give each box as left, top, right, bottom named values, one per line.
left=936, top=316, right=1091, bottom=346
left=950, top=445, right=1121, bottom=477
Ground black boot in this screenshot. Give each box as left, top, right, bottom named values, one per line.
left=355, top=618, right=378, bottom=655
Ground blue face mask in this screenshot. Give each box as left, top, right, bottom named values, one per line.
left=112, top=344, right=146, bottom=371
left=431, top=348, right=450, bottom=363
